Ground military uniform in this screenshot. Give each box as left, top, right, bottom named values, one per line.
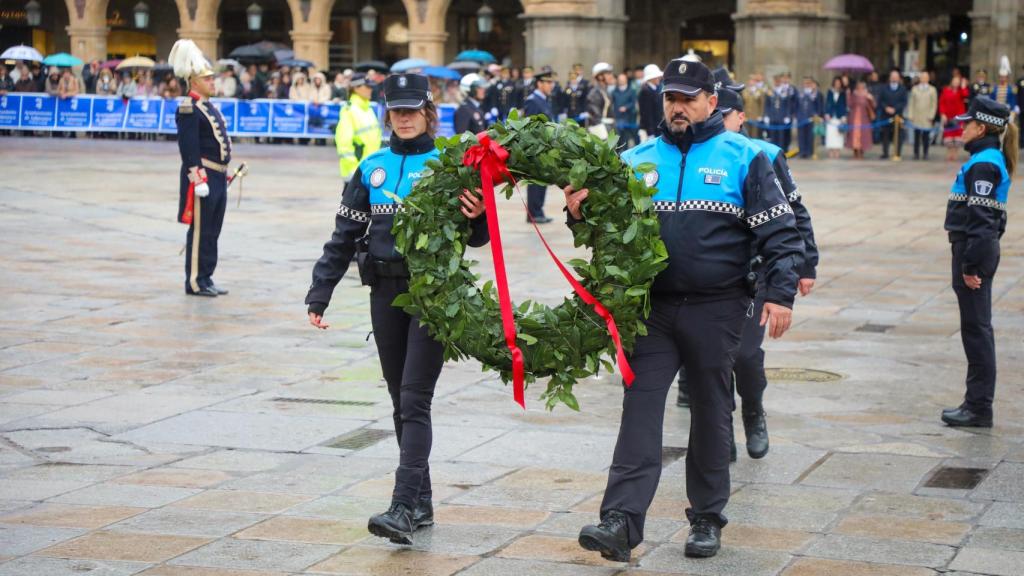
left=562, top=78, right=591, bottom=123
left=486, top=76, right=518, bottom=121
left=522, top=72, right=555, bottom=221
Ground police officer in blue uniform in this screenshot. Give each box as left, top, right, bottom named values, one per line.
left=170, top=39, right=232, bottom=297
left=522, top=67, right=557, bottom=223
left=571, top=59, right=804, bottom=560
left=455, top=73, right=489, bottom=135
left=305, top=74, right=489, bottom=543
left=942, top=98, right=1017, bottom=427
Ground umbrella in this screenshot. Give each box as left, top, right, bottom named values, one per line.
left=101, top=59, right=122, bottom=70
left=447, top=60, right=481, bottom=72
left=152, top=63, right=173, bottom=76
left=216, top=58, right=243, bottom=71
left=116, top=56, right=155, bottom=70
left=391, top=58, right=430, bottom=73
left=43, top=52, right=84, bottom=67
left=422, top=66, right=461, bottom=81
left=355, top=60, right=387, bottom=73
left=229, top=44, right=272, bottom=62
left=824, top=54, right=874, bottom=73
left=455, top=50, right=496, bottom=64
left=2, top=45, right=43, bottom=62
left=273, top=49, right=295, bottom=62
left=277, top=58, right=315, bottom=69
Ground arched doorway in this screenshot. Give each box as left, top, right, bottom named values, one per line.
left=105, top=0, right=180, bottom=59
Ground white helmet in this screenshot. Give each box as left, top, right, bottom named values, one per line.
left=460, top=73, right=489, bottom=96
left=592, top=62, right=613, bottom=77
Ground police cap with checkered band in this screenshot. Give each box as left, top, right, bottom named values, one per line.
left=955, top=97, right=1011, bottom=128
left=384, top=73, right=432, bottom=110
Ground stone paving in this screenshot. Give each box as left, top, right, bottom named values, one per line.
left=0, top=136, right=1023, bottom=575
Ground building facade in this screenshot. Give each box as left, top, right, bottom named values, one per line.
left=2, top=0, right=1021, bottom=82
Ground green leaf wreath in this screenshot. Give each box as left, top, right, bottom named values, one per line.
left=392, top=113, right=667, bottom=410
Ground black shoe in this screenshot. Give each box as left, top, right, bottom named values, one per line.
left=684, top=517, right=722, bottom=558
left=528, top=216, right=553, bottom=224
left=209, top=283, right=229, bottom=295
left=676, top=383, right=690, bottom=408
left=367, top=501, right=414, bottom=544
left=942, top=405, right=962, bottom=415
left=880, top=154, right=889, bottom=159
left=186, top=286, right=218, bottom=297
left=742, top=409, right=769, bottom=459
left=578, top=510, right=630, bottom=562
left=941, top=407, right=993, bottom=428
left=412, top=498, right=433, bottom=530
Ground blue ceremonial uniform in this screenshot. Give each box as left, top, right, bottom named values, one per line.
left=795, top=88, right=823, bottom=158
left=766, top=84, right=797, bottom=152
left=523, top=89, right=554, bottom=219
left=176, top=91, right=231, bottom=295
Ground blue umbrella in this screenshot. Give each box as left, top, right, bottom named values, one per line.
left=42, top=52, right=84, bottom=67
left=422, top=66, right=461, bottom=81
left=390, top=58, right=431, bottom=73
left=454, top=50, right=496, bottom=64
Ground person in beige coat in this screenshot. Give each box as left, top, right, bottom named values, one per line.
left=311, top=72, right=332, bottom=105
left=289, top=72, right=315, bottom=102
left=907, top=71, right=938, bottom=160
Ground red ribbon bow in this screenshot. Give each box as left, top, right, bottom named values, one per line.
left=462, top=132, right=635, bottom=409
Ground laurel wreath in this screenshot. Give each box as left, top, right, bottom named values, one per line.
left=392, top=113, right=667, bottom=410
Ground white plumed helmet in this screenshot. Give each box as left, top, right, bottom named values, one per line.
left=169, top=39, right=214, bottom=80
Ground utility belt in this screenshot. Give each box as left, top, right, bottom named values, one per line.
left=355, top=236, right=409, bottom=285
left=201, top=158, right=228, bottom=173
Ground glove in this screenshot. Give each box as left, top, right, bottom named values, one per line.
left=557, top=113, right=568, bottom=122
left=194, top=182, right=210, bottom=198
left=490, top=107, right=499, bottom=118
left=578, top=112, right=590, bottom=121
left=783, top=117, right=790, bottom=124
left=761, top=116, right=769, bottom=125
left=638, top=129, right=648, bottom=141
left=484, top=112, right=495, bottom=122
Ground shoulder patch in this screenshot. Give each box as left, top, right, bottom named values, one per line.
left=974, top=180, right=994, bottom=196
left=179, top=98, right=193, bottom=114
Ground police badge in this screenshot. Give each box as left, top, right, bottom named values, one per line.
left=974, top=180, right=994, bottom=196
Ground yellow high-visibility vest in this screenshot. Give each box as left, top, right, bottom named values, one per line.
left=335, top=92, right=382, bottom=179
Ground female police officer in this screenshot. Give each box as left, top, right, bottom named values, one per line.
left=942, top=98, right=1017, bottom=428
left=305, top=73, right=488, bottom=543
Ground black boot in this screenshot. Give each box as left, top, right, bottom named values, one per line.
left=578, top=510, right=631, bottom=562
left=941, top=407, right=993, bottom=428
left=684, top=516, right=722, bottom=558
left=742, top=408, right=769, bottom=459
left=412, top=497, right=434, bottom=530
left=368, top=501, right=414, bottom=544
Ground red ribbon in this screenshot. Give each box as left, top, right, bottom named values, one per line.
left=462, top=133, right=635, bottom=409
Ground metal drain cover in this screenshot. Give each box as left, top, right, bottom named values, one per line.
left=765, top=368, right=843, bottom=383
left=324, top=428, right=394, bottom=450
left=272, top=397, right=376, bottom=407
left=924, top=467, right=990, bottom=490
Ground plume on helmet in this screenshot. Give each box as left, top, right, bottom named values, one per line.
left=169, top=39, right=212, bottom=79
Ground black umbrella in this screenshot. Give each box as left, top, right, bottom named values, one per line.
left=228, top=44, right=271, bottom=62
left=355, top=60, right=387, bottom=72
left=152, top=63, right=173, bottom=76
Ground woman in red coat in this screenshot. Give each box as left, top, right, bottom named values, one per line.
left=939, top=75, right=970, bottom=161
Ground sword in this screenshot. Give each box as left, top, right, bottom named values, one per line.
left=227, top=162, right=248, bottom=207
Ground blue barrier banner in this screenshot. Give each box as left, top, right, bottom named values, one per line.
left=0, top=94, right=22, bottom=128
left=236, top=100, right=270, bottom=135
left=4, top=94, right=459, bottom=139
left=91, top=96, right=127, bottom=130
left=124, top=98, right=162, bottom=131
left=21, top=94, right=56, bottom=128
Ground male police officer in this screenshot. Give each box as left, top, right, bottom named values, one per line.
left=170, top=39, right=232, bottom=297
left=455, top=73, right=489, bottom=134
left=522, top=67, right=557, bottom=223
left=570, top=59, right=804, bottom=560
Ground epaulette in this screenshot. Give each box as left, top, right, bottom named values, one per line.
left=179, top=97, right=193, bottom=114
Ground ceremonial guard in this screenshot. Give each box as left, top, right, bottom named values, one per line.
left=971, top=69, right=992, bottom=102
left=522, top=67, right=556, bottom=223
left=766, top=73, right=797, bottom=152
left=562, top=69, right=591, bottom=124
left=569, top=59, right=804, bottom=560
left=306, top=74, right=489, bottom=544
left=454, top=73, right=489, bottom=134
left=942, top=98, right=1017, bottom=428
left=171, top=39, right=232, bottom=297
left=486, top=65, right=518, bottom=122
left=335, top=73, right=382, bottom=181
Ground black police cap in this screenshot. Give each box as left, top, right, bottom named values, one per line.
left=534, top=65, right=555, bottom=82
left=349, top=72, right=372, bottom=88
left=716, top=87, right=744, bottom=115
left=955, top=97, right=1010, bottom=128
left=661, top=58, right=715, bottom=96
left=384, top=73, right=432, bottom=110
left=712, top=67, right=744, bottom=93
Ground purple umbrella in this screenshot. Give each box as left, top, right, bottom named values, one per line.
left=824, top=54, right=874, bottom=73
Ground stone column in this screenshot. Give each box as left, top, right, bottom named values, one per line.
left=733, top=0, right=847, bottom=82
left=969, top=0, right=1024, bottom=77
left=289, top=0, right=333, bottom=70
left=175, top=0, right=220, bottom=59
left=64, top=0, right=108, bottom=62
left=402, top=0, right=450, bottom=65
left=520, top=0, right=627, bottom=79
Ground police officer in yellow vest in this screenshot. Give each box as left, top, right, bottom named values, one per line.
left=336, top=73, right=382, bottom=181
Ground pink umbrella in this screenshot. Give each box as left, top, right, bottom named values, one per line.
left=101, top=59, right=122, bottom=70
left=824, top=54, right=874, bottom=73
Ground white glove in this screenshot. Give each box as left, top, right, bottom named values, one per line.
left=578, top=112, right=590, bottom=121
left=638, top=129, right=648, bottom=141
left=783, top=117, right=790, bottom=124
left=194, top=183, right=210, bottom=198
left=490, top=107, right=499, bottom=117
left=761, top=117, right=769, bottom=124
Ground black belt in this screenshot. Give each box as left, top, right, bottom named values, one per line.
left=372, top=260, right=409, bottom=278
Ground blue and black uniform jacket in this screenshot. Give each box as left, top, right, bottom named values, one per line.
left=945, top=134, right=1011, bottom=276
left=306, top=132, right=489, bottom=314
left=175, top=93, right=231, bottom=221
left=574, top=111, right=804, bottom=307
left=748, top=137, right=819, bottom=279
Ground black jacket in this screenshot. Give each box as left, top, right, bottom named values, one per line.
left=306, top=133, right=489, bottom=314
left=944, top=134, right=1009, bottom=276
left=455, top=98, right=487, bottom=134
left=877, top=83, right=908, bottom=119
left=638, top=82, right=663, bottom=136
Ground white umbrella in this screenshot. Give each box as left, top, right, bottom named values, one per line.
left=2, top=45, right=44, bottom=62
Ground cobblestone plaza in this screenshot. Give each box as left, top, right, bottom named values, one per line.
left=0, top=137, right=1022, bottom=575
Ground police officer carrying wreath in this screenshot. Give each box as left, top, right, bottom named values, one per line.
left=306, top=73, right=489, bottom=545
left=170, top=39, right=232, bottom=297
left=942, top=97, right=1017, bottom=428
left=566, top=58, right=804, bottom=560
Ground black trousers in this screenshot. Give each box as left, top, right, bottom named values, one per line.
left=370, top=278, right=445, bottom=507
left=527, top=183, right=547, bottom=218
left=880, top=121, right=903, bottom=157
left=951, top=241, right=999, bottom=415
left=184, top=172, right=227, bottom=293
left=797, top=123, right=815, bottom=158
left=913, top=129, right=931, bottom=158
left=601, top=294, right=748, bottom=546
left=769, top=126, right=791, bottom=152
